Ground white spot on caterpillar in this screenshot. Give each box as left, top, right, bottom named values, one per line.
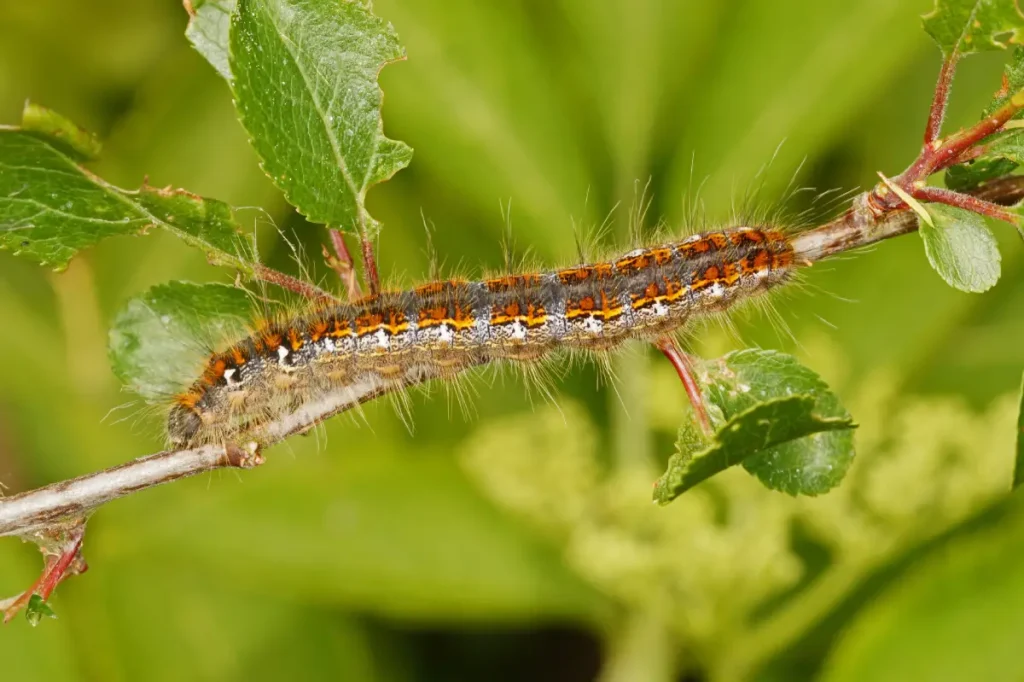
left=707, top=283, right=726, bottom=298
left=583, top=316, right=603, bottom=334
left=652, top=301, right=669, bottom=317
left=510, top=320, right=527, bottom=340
left=323, top=337, right=336, bottom=352
left=374, top=328, right=390, bottom=349
left=277, top=345, right=290, bottom=363
left=223, top=368, right=238, bottom=385
left=437, top=323, right=453, bottom=343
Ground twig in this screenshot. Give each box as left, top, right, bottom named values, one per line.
left=913, top=185, right=1021, bottom=224
left=655, top=337, right=713, bottom=435
left=323, top=229, right=363, bottom=301
left=252, top=263, right=340, bottom=303
left=2, top=177, right=1020, bottom=541
left=361, top=237, right=381, bottom=297
left=789, top=175, right=1024, bottom=263
left=925, top=54, right=957, bottom=145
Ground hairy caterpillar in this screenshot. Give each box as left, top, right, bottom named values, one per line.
left=168, top=226, right=797, bottom=447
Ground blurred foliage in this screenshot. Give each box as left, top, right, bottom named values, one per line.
left=0, top=0, right=1022, bottom=681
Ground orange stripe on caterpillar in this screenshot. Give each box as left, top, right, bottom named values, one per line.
left=166, top=226, right=796, bottom=447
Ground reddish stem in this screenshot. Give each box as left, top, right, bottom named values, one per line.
left=361, top=237, right=381, bottom=297
left=3, top=525, right=85, bottom=623
left=913, top=185, right=1021, bottom=225
left=896, top=88, right=1024, bottom=192
left=925, top=54, right=958, bottom=145
left=324, top=229, right=362, bottom=302
left=655, top=338, right=713, bottom=436
left=252, top=263, right=339, bottom=303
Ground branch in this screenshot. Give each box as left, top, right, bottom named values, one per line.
left=791, top=175, right=1024, bottom=263
left=2, top=176, right=1020, bottom=538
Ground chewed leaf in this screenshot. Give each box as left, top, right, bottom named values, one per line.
left=653, top=396, right=854, bottom=504
left=922, top=0, right=1024, bottom=58
left=108, top=282, right=254, bottom=401
left=920, top=204, right=1001, bottom=293
left=184, top=0, right=236, bottom=81
left=229, top=0, right=413, bottom=236
left=1013, top=372, right=1024, bottom=489
left=0, top=105, right=254, bottom=272
left=702, top=350, right=856, bottom=496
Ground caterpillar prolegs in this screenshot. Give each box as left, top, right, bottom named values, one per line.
left=168, top=226, right=797, bottom=447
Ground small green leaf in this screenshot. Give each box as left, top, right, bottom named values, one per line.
left=229, top=0, right=413, bottom=236
left=1013, top=372, right=1024, bottom=489
left=922, top=0, right=1024, bottom=58
left=108, top=282, right=254, bottom=401
left=655, top=350, right=857, bottom=503
left=185, top=0, right=236, bottom=81
left=920, top=204, right=1001, bottom=292
left=701, top=350, right=857, bottom=496
left=944, top=156, right=1018, bottom=190
left=20, top=102, right=101, bottom=161
left=24, top=595, right=57, bottom=627
left=653, top=396, right=855, bottom=504
left=0, top=112, right=253, bottom=272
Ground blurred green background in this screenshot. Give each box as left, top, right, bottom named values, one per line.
left=1, top=1, right=1023, bottom=680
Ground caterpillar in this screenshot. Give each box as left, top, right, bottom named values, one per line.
left=168, top=226, right=797, bottom=447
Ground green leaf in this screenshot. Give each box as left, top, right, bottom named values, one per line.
left=922, top=0, right=1024, bottom=58
left=820, top=489, right=1024, bottom=682
left=25, top=594, right=57, bottom=627
left=0, top=108, right=253, bottom=272
left=653, top=396, right=855, bottom=504
left=702, top=350, right=857, bottom=496
left=1014, top=372, right=1024, bottom=489
left=108, top=281, right=254, bottom=401
left=920, top=204, right=1001, bottom=293
left=229, top=0, right=413, bottom=236
left=184, top=0, right=236, bottom=81
left=20, top=101, right=101, bottom=161
left=944, top=156, right=1018, bottom=190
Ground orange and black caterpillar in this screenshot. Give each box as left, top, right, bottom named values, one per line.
left=169, top=226, right=796, bottom=446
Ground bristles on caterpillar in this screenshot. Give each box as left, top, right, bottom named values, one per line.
left=167, top=226, right=798, bottom=447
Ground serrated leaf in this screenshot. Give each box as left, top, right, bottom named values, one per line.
left=0, top=110, right=254, bottom=272
left=184, top=0, right=236, bottom=81
left=229, top=0, right=413, bottom=236
left=922, top=0, right=1024, bottom=58
left=920, top=203, right=1002, bottom=292
left=703, top=350, right=856, bottom=496
left=108, top=281, right=254, bottom=401
left=24, top=595, right=57, bottom=627
left=1013, top=372, right=1024, bottom=489
left=653, top=396, right=855, bottom=504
